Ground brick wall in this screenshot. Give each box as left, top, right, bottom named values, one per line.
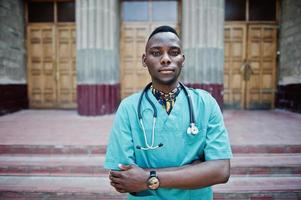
left=0, top=0, right=28, bottom=115
left=276, top=0, right=301, bottom=112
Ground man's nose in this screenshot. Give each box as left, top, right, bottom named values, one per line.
left=160, top=52, right=171, bottom=65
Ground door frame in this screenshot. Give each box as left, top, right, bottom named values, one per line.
left=25, top=0, right=76, bottom=108
left=119, top=0, right=181, bottom=99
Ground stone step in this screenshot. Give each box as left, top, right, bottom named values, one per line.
left=213, top=176, right=301, bottom=200
left=0, top=176, right=300, bottom=200
left=0, top=175, right=125, bottom=200
left=1, top=144, right=301, bottom=155
left=231, top=144, right=301, bottom=154
left=0, top=154, right=108, bottom=176
left=0, top=153, right=300, bottom=177
left=0, top=144, right=106, bottom=155
left=231, top=153, right=301, bottom=176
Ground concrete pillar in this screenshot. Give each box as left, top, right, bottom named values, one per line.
left=0, top=0, right=28, bottom=115
left=76, top=0, right=119, bottom=115
left=276, top=0, right=301, bottom=112
left=182, top=0, right=224, bottom=108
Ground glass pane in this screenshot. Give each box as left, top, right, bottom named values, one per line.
left=122, top=1, right=148, bottom=21
left=225, top=0, right=246, bottom=21
left=28, top=2, right=54, bottom=22
left=152, top=1, right=177, bottom=21
left=58, top=2, right=75, bottom=22
left=249, top=0, right=276, bottom=21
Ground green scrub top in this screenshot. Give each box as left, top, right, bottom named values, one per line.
left=105, top=88, right=232, bottom=200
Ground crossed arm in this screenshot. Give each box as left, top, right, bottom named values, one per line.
left=109, top=159, right=230, bottom=193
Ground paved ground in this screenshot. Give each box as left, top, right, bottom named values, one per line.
left=0, top=109, right=300, bottom=146
left=0, top=109, right=301, bottom=199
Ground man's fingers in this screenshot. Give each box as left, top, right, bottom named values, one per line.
left=110, top=170, right=123, bottom=178
left=109, top=175, right=123, bottom=184
left=110, top=181, right=120, bottom=187
left=118, top=163, right=132, bottom=171
left=116, top=188, right=127, bottom=193
left=111, top=182, right=127, bottom=193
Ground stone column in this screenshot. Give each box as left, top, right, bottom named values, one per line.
left=76, top=0, right=120, bottom=115
left=182, top=0, right=224, bottom=108
left=0, top=0, right=28, bottom=115
left=276, top=0, right=301, bottom=112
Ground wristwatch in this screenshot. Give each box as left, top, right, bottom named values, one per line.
left=147, top=171, right=160, bottom=190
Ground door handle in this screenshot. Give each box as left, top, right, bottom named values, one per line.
left=240, top=60, right=254, bottom=81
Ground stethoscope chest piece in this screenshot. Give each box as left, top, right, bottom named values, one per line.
left=187, top=123, right=199, bottom=135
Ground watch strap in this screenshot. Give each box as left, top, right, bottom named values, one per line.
left=150, top=170, right=156, bottom=177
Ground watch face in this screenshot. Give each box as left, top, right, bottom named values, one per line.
left=148, top=177, right=160, bottom=190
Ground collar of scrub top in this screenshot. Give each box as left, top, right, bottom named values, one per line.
left=136, top=82, right=199, bottom=151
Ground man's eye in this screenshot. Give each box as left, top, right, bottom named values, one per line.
left=170, top=51, right=180, bottom=56
left=151, top=51, right=161, bottom=56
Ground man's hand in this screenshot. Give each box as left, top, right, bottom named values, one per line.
left=109, top=164, right=149, bottom=193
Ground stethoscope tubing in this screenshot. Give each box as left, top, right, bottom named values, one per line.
left=136, top=82, right=197, bottom=150
left=179, top=82, right=195, bottom=125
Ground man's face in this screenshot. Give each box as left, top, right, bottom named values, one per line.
left=142, top=32, right=185, bottom=86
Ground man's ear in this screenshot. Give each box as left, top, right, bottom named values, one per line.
left=182, top=54, right=185, bottom=67
left=142, top=54, right=147, bottom=68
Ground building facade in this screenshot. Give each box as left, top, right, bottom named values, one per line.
left=0, top=0, right=300, bottom=116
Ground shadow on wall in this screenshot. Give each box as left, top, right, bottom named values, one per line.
left=276, top=84, right=301, bottom=113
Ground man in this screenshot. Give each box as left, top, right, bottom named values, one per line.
left=105, top=26, right=232, bottom=199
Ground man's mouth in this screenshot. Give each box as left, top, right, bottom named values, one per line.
left=159, top=69, right=174, bottom=74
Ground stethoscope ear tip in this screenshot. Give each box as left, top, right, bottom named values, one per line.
left=158, top=143, right=163, bottom=147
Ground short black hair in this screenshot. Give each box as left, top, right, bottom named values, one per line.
left=148, top=25, right=179, bottom=41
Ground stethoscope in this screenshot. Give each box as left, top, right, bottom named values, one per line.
left=136, top=82, right=199, bottom=151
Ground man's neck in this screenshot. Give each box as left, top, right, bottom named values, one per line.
left=152, top=81, right=179, bottom=94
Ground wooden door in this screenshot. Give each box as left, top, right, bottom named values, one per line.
left=56, top=24, right=76, bottom=108
left=120, top=23, right=150, bottom=98
left=224, top=23, right=247, bottom=108
left=27, top=24, right=76, bottom=108
left=27, top=24, right=57, bottom=108
left=246, top=24, right=277, bottom=109
left=120, top=22, right=178, bottom=98
left=224, top=23, right=277, bottom=109
left=120, top=0, right=179, bottom=99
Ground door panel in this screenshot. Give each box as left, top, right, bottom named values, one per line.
left=120, top=23, right=150, bottom=98
left=246, top=25, right=277, bottom=109
left=56, top=24, right=76, bottom=108
left=120, top=22, right=178, bottom=99
left=224, top=24, right=246, bottom=108
left=28, top=24, right=56, bottom=108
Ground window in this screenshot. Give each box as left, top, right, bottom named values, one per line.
left=225, top=0, right=277, bottom=21
left=249, top=0, right=276, bottom=21
left=28, top=2, right=54, bottom=22
left=122, top=0, right=178, bottom=22
left=152, top=1, right=177, bottom=21
left=58, top=2, right=75, bottom=22
left=28, top=1, right=75, bottom=23
left=225, top=0, right=246, bottom=21
left=123, top=1, right=148, bottom=21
